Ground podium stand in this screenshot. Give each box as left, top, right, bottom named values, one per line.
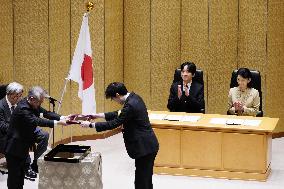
left=38, top=152, right=103, bottom=189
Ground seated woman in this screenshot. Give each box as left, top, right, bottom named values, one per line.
left=228, top=68, right=260, bottom=116
left=167, top=62, right=205, bottom=113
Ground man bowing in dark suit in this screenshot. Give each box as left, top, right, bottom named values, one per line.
left=80, top=82, right=159, bottom=189
left=5, top=86, right=67, bottom=189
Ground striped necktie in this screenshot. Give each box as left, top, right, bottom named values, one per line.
left=11, top=105, right=15, bottom=113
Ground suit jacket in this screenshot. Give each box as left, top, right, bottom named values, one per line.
left=5, top=98, right=61, bottom=158
left=228, top=87, right=260, bottom=116
left=0, top=97, right=11, bottom=153
left=95, top=92, right=159, bottom=159
left=167, top=81, right=205, bottom=113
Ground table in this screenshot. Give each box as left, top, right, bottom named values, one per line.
left=150, top=111, right=279, bottom=181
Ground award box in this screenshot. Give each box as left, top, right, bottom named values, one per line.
left=44, top=144, right=91, bottom=163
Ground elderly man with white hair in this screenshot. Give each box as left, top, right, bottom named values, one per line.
left=5, top=86, right=68, bottom=189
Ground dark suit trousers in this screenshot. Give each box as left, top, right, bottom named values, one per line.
left=26, top=127, right=49, bottom=166
left=6, top=154, right=26, bottom=189
left=135, top=152, right=157, bottom=189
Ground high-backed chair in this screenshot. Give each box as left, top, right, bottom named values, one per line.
left=0, top=84, right=7, bottom=174
left=0, top=85, right=7, bottom=150
left=228, top=70, right=263, bottom=117
left=172, top=68, right=205, bottom=113
left=0, top=85, right=7, bottom=100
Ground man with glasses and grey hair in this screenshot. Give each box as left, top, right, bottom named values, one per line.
left=5, top=86, right=67, bottom=189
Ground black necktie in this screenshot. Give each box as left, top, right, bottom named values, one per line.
left=11, top=105, right=15, bottom=113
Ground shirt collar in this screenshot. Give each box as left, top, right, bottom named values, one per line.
left=183, top=81, right=192, bottom=87
left=182, top=81, right=192, bottom=90
left=122, top=93, right=130, bottom=102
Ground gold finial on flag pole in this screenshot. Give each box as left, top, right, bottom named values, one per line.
left=86, top=2, right=94, bottom=12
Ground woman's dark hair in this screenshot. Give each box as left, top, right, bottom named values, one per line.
left=237, top=68, right=253, bottom=88
left=105, top=82, right=128, bottom=99
left=180, top=62, right=196, bottom=75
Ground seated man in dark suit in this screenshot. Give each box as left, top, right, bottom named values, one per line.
left=0, top=82, right=39, bottom=179
left=5, top=86, right=67, bottom=189
left=167, top=62, right=205, bottom=113
left=80, top=82, right=159, bottom=189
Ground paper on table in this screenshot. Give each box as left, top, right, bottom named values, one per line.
left=210, top=118, right=227, bottom=125
left=181, top=115, right=201, bottom=122
left=164, top=115, right=184, bottom=121
left=243, top=119, right=262, bottom=127
left=226, top=119, right=244, bottom=125
left=149, top=113, right=167, bottom=120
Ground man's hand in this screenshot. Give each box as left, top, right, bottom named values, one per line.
left=178, top=85, right=182, bottom=99
left=57, top=120, right=67, bottom=126
left=60, top=115, right=71, bottom=121
left=67, top=114, right=79, bottom=121
left=80, top=121, right=92, bottom=128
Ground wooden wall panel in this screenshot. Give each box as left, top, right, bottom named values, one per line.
left=13, top=0, right=49, bottom=91
left=181, top=0, right=208, bottom=69
left=49, top=0, right=71, bottom=143
left=267, top=0, right=284, bottom=132
left=0, top=0, right=13, bottom=83
left=124, top=0, right=151, bottom=106
left=150, top=0, right=181, bottom=111
left=181, top=0, right=208, bottom=111
left=207, top=0, right=238, bottom=114
left=238, top=0, right=267, bottom=71
left=104, top=0, right=124, bottom=112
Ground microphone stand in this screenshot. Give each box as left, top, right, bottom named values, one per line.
left=48, top=78, right=69, bottom=149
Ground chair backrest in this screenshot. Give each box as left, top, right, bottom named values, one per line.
left=229, top=70, right=263, bottom=115
left=0, top=85, right=7, bottom=100
left=173, top=69, right=204, bottom=85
